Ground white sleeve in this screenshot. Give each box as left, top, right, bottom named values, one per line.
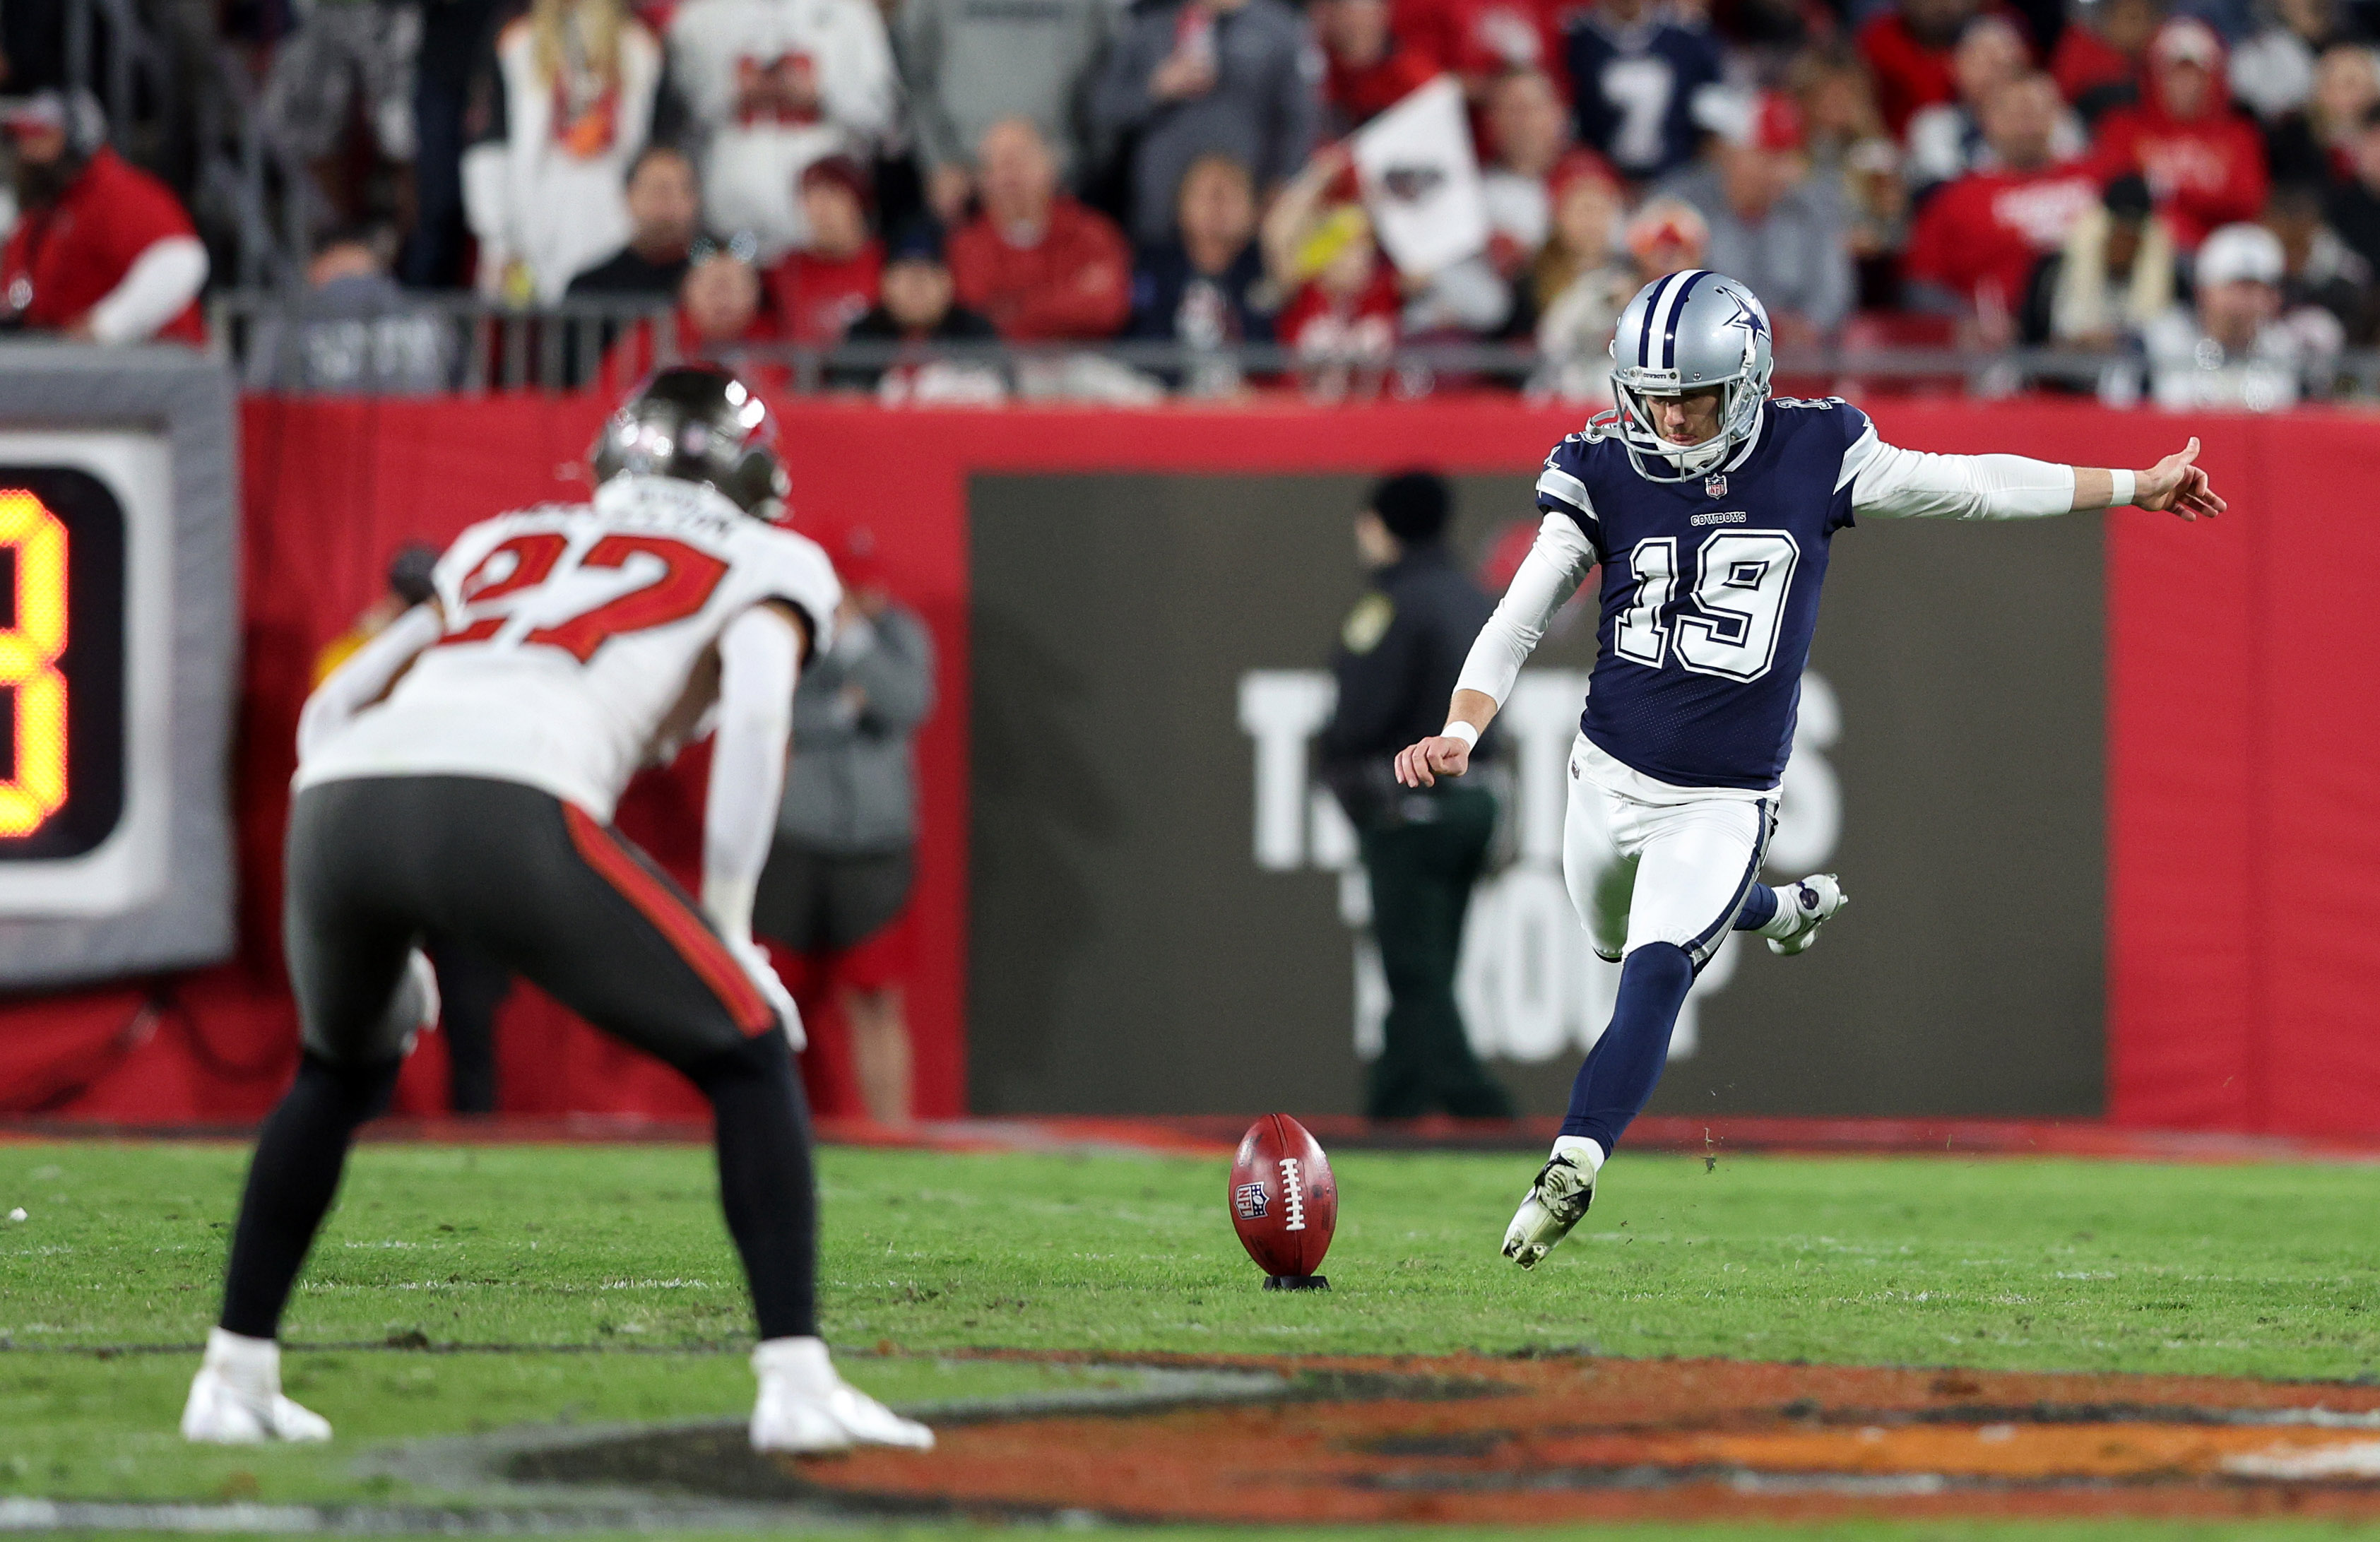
left=1843, top=423, right=2077, bottom=521
left=295, top=605, right=444, bottom=761
left=83, top=237, right=208, bottom=344
left=1452, top=514, right=1599, bottom=708
left=700, top=604, right=802, bottom=940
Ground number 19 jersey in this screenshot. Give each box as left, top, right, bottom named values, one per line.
left=296, top=475, right=841, bottom=819
left=1537, top=398, right=1869, bottom=793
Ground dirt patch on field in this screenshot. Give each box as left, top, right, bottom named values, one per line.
left=569, top=1353, right=2380, bottom=1524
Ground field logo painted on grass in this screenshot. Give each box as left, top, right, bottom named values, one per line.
left=1238, top=668, right=1841, bottom=1063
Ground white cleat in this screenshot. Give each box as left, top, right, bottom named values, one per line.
left=1766, top=873, right=1848, bottom=956
left=1501, top=1152, right=1595, bottom=1270
left=750, top=1337, right=934, bottom=1454
left=180, top=1330, right=332, bottom=1444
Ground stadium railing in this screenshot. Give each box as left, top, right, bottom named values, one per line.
left=208, top=291, right=2380, bottom=403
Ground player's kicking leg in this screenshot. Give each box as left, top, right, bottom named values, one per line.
left=1503, top=778, right=1782, bottom=1269
left=1731, top=872, right=1849, bottom=956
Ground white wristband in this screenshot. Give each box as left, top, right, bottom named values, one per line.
left=2108, top=469, right=2135, bottom=509
left=1441, top=720, right=1479, bottom=748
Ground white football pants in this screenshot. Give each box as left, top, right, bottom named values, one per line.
left=1562, top=734, right=1775, bottom=970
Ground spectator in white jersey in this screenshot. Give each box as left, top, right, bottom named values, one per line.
left=666, top=0, right=899, bottom=261
left=461, top=0, right=677, bottom=304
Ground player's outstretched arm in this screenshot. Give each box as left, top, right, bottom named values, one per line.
left=1394, top=512, right=1598, bottom=790
left=1852, top=432, right=2227, bottom=523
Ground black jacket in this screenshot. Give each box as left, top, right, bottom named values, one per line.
left=1318, top=542, right=1495, bottom=824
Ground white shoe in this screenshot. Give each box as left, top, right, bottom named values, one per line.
left=750, top=1338, right=934, bottom=1454
left=180, top=1330, right=331, bottom=1444
left=1501, top=1152, right=1595, bottom=1270
left=1766, top=873, right=1848, bottom=956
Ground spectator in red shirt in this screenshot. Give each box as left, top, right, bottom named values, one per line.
left=2049, top=0, right=2158, bottom=116
left=0, top=92, right=207, bottom=345
left=1262, top=146, right=1402, bottom=396
left=1904, top=71, right=2102, bottom=333
left=946, top=117, right=1132, bottom=340
left=1315, top=0, right=1442, bottom=134
left=1392, top=0, right=1562, bottom=97
left=2089, top=20, right=2270, bottom=251
left=1857, top=0, right=1988, bottom=139
left=766, top=156, right=884, bottom=345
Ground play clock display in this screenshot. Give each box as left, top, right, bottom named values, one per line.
left=0, top=350, right=237, bottom=991
left=0, top=469, right=127, bottom=862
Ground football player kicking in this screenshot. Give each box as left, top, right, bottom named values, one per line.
left=1391, top=273, right=2224, bottom=1271
left=182, top=367, right=933, bottom=1454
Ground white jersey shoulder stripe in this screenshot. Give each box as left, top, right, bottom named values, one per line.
left=1537, top=465, right=1597, bottom=522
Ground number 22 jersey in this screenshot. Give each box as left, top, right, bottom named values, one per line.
left=296, top=474, right=841, bottom=820
left=1537, top=397, right=1869, bottom=793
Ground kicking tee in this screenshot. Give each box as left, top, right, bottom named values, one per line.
left=297, top=475, right=841, bottom=819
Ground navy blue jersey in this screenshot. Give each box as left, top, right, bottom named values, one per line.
left=1564, top=17, right=1724, bottom=181
left=1536, top=398, right=1867, bottom=791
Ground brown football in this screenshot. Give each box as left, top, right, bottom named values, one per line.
left=1229, top=1114, right=1338, bottom=1279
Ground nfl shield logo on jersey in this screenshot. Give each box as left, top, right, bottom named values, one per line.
left=1233, top=1183, right=1269, bottom=1221
left=1704, top=473, right=1728, bottom=499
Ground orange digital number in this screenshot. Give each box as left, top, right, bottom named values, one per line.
left=0, top=491, right=68, bottom=836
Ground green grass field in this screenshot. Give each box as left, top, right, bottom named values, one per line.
left=4, top=1139, right=2378, bottom=1538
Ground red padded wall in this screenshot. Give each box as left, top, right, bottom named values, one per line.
left=4, top=396, right=2378, bottom=1134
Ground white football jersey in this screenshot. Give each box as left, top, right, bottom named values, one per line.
left=297, top=475, right=841, bottom=819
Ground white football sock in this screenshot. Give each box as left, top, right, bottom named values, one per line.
left=1551, top=1134, right=1606, bottom=1174
left=752, top=1336, right=838, bottom=1394
left=202, top=1327, right=281, bottom=1395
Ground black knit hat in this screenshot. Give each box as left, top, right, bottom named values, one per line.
left=1369, top=470, right=1451, bottom=542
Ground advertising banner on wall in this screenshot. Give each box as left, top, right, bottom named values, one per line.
left=969, top=472, right=2104, bottom=1118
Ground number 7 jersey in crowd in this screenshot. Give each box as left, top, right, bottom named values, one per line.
left=296, top=474, right=842, bottom=821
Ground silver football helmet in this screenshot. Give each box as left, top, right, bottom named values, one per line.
left=1604, top=271, right=1775, bottom=483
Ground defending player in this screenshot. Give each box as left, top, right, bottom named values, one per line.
left=182, top=367, right=933, bottom=1454
left=1390, top=273, right=2223, bottom=1270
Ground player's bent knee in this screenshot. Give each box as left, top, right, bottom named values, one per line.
left=1628, top=937, right=1704, bottom=990
left=292, top=1050, right=403, bottom=1122
left=683, top=1028, right=800, bottom=1099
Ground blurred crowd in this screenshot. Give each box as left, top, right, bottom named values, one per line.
left=6, top=0, right=2380, bottom=405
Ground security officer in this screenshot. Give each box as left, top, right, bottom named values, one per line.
left=1319, top=472, right=1516, bottom=1120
